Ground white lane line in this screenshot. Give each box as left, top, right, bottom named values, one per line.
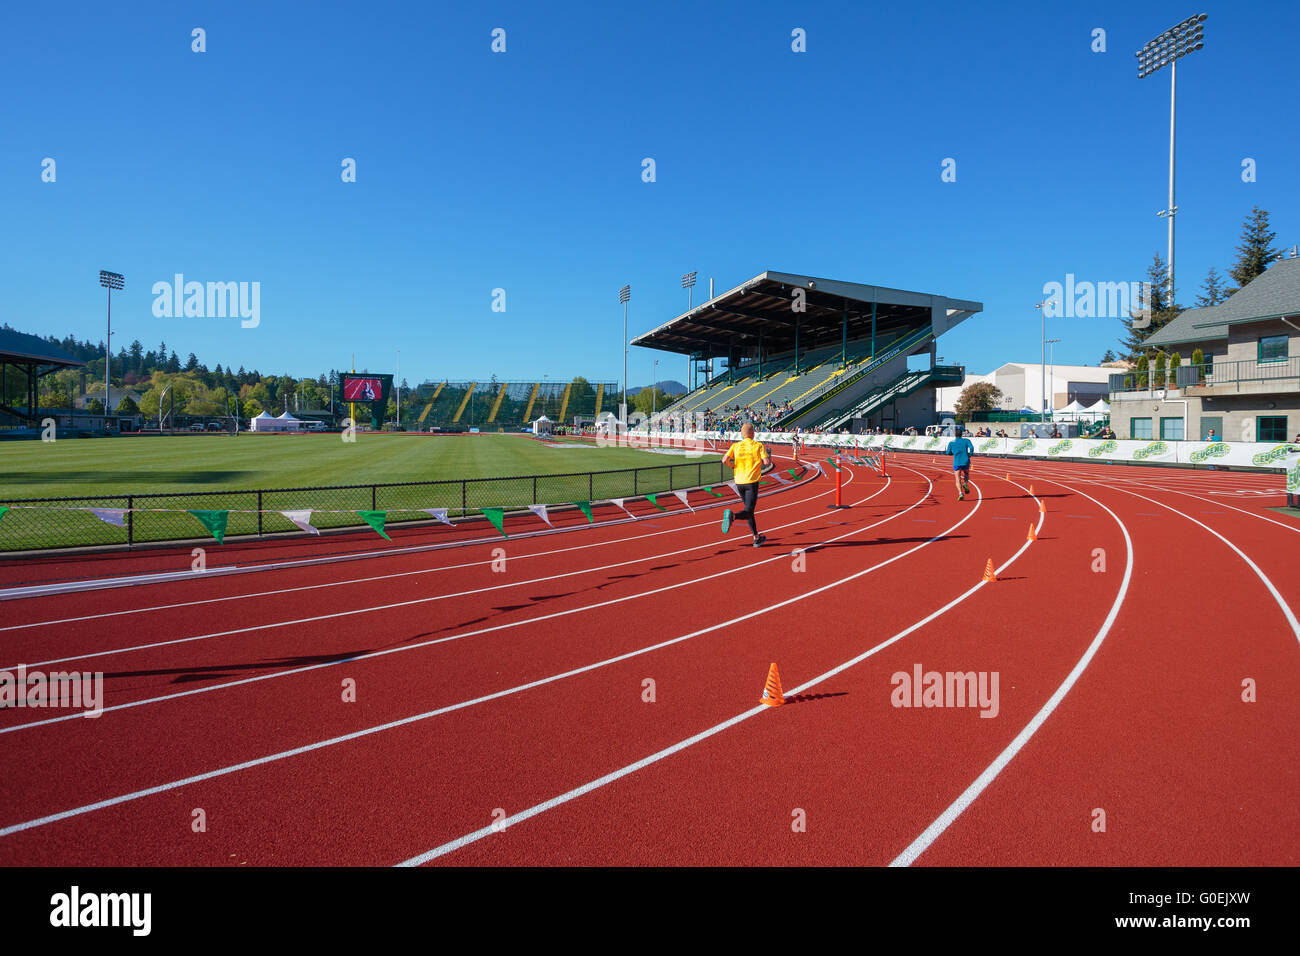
left=0, top=471, right=907, bottom=734
left=1120, top=478, right=1300, bottom=535
left=888, top=480, right=1130, bottom=866
left=0, top=456, right=814, bottom=608
left=1, top=469, right=858, bottom=672
left=0, top=467, right=827, bottom=635
left=0, top=472, right=950, bottom=835
left=397, top=480, right=1044, bottom=866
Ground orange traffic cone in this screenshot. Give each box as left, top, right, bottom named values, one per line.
left=1004, top=472, right=1009, bottom=480
left=1027, top=523, right=1037, bottom=541
left=760, top=663, right=785, bottom=707
left=1029, top=484, right=1035, bottom=495
left=982, top=558, right=997, bottom=583
left=1039, top=499, right=1046, bottom=514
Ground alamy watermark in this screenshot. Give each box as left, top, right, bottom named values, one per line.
left=152, top=274, right=260, bottom=328
left=1042, top=274, right=1152, bottom=327
left=0, top=665, right=104, bottom=717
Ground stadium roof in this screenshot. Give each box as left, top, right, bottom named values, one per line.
left=0, top=327, right=85, bottom=368
left=1145, top=257, right=1300, bottom=347
left=630, top=270, right=982, bottom=358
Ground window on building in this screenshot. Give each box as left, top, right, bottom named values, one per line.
left=1131, top=417, right=1153, bottom=440
left=1160, top=417, right=1185, bottom=440
left=1257, top=416, right=1287, bottom=442
left=1258, top=335, right=1288, bottom=364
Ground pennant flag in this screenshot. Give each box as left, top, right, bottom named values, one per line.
left=813, top=461, right=825, bottom=478
left=280, top=509, right=319, bottom=535
left=0, top=506, right=7, bottom=525
left=527, top=504, right=553, bottom=527
left=769, top=471, right=790, bottom=485
left=610, top=497, right=636, bottom=518
left=422, top=508, right=453, bottom=526
left=787, top=468, right=799, bottom=478
left=726, top=480, right=742, bottom=499
left=826, top=457, right=840, bottom=472
left=188, top=509, right=229, bottom=544
left=88, top=507, right=128, bottom=528
left=702, top=486, right=724, bottom=498
left=672, top=489, right=694, bottom=512
left=573, top=500, right=594, bottom=523
left=645, top=493, right=668, bottom=512
left=481, top=507, right=508, bottom=537
left=356, top=510, right=391, bottom=540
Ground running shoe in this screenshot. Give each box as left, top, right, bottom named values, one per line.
left=721, top=509, right=733, bottom=534
left=958, top=492, right=965, bottom=501
left=753, top=534, right=766, bottom=547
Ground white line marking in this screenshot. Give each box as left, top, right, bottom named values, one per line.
left=0, top=471, right=901, bottom=733
left=396, top=480, right=1046, bottom=866
left=0, top=471, right=945, bottom=834
left=889, top=480, right=1130, bottom=866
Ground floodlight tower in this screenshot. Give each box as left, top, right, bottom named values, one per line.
left=681, top=272, right=698, bottom=386
left=1136, top=14, right=1207, bottom=305
left=98, top=270, right=124, bottom=418
left=619, top=284, right=631, bottom=426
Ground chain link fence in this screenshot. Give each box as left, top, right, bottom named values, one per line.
left=0, top=459, right=733, bottom=553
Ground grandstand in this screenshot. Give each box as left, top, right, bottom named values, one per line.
left=409, top=379, right=618, bottom=429
left=633, top=271, right=980, bottom=432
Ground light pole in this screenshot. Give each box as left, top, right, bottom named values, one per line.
left=1046, top=338, right=1061, bottom=421
left=682, top=272, right=697, bottom=386
left=1137, top=14, right=1207, bottom=305
left=652, top=359, right=659, bottom=418
left=1035, top=297, right=1052, bottom=423
left=99, top=270, right=124, bottom=421
left=619, top=284, right=631, bottom=428
left=396, top=350, right=401, bottom=429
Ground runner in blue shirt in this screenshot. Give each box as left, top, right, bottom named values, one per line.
left=946, top=426, right=975, bottom=501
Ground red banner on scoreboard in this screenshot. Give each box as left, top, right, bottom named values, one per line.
left=342, top=377, right=382, bottom=401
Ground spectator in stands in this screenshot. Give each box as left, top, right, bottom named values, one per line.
left=1050, top=426, right=1062, bottom=439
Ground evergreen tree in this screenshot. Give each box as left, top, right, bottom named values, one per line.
left=166, top=350, right=181, bottom=373
left=1226, top=206, right=1278, bottom=293
left=1099, top=349, right=1118, bottom=364
left=1195, top=266, right=1229, bottom=308
left=1120, top=253, right=1181, bottom=361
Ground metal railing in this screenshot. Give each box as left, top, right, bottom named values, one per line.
left=0, top=460, right=734, bottom=553
left=1111, top=356, right=1300, bottom=392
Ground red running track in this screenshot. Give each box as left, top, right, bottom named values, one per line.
left=0, top=447, right=1296, bottom=865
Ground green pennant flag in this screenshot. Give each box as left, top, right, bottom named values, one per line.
left=481, top=507, right=507, bottom=538
left=0, top=506, right=8, bottom=524
left=188, top=509, right=229, bottom=544
left=573, top=500, right=594, bottom=523
left=787, top=468, right=798, bottom=478
left=356, top=510, right=391, bottom=541
left=645, top=493, right=668, bottom=512
left=826, top=457, right=840, bottom=472
left=702, top=486, right=724, bottom=498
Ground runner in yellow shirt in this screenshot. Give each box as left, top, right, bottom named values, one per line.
left=721, top=422, right=772, bottom=546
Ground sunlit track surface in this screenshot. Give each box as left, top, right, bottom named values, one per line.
left=0, top=447, right=1296, bottom=866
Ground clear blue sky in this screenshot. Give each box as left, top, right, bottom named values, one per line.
left=3, top=0, right=1295, bottom=388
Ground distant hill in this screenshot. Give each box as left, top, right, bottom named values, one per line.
left=628, top=380, right=686, bottom=397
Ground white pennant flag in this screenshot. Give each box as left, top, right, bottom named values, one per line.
left=672, top=489, right=694, bottom=512
left=527, top=504, right=553, bottom=527
left=769, top=470, right=790, bottom=484
left=281, top=509, right=319, bottom=535
left=610, top=497, right=636, bottom=518
left=422, top=508, right=453, bottom=526
left=813, top=461, right=825, bottom=478
left=726, top=480, right=742, bottom=499
left=88, top=508, right=127, bottom=528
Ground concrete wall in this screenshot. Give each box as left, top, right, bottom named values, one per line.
left=1108, top=393, right=1300, bottom=442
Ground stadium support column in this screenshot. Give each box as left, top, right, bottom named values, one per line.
left=841, top=300, right=848, bottom=368
left=870, top=298, right=877, bottom=359
left=794, top=316, right=800, bottom=374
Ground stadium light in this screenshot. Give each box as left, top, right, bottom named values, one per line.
left=1035, top=297, right=1052, bottom=423
left=619, top=284, right=631, bottom=429
left=1046, top=338, right=1061, bottom=419
left=1136, top=14, right=1206, bottom=305
left=681, top=273, right=697, bottom=385
left=99, top=270, right=124, bottom=421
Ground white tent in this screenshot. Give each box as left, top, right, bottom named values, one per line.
left=249, top=410, right=278, bottom=432
left=1085, top=398, right=1110, bottom=413
left=532, top=415, right=553, bottom=436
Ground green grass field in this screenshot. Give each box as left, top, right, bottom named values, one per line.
left=0, top=433, right=729, bottom=551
